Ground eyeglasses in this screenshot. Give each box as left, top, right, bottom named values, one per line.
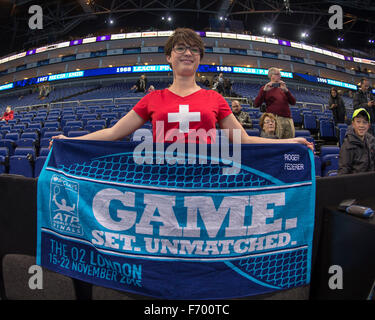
left=173, top=45, right=201, bottom=55
left=264, top=120, right=275, bottom=124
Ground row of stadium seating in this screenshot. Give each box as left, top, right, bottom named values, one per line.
left=0, top=122, right=344, bottom=178
left=0, top=80, right=354, bottom=114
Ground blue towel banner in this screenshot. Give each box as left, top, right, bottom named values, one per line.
left=37, top=139, right=315, bottom=299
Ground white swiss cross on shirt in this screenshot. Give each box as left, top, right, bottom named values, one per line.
left=168, top=104, right=201, bottom=133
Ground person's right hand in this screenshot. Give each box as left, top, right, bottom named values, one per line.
left=49, top=134, right=68, bottom=150
left=263, top=82, right=274, bottom=92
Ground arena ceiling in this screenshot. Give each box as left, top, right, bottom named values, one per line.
left=0, top=0, right=374, bottom=58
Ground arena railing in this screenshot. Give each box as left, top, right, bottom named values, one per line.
left=50, top=100, right=80, bottom=109
left=114, top=97, right=143, bottom=106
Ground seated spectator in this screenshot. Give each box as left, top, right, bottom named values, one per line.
left=147, top=85, right=155, bottom=93
left=338, top=108, right=375, bottom=175
left=328, top=87, right=346, bottom=124
left=259, top=113, right=278, bottom=138
left=130, top=74, right=148, bottom=93
left=231, top=100, right=252, bottom=129
left=0, top=106, right=14, bottom=122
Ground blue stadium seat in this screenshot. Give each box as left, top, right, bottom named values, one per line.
left=314, top=155, right=321, bottom=177
left=85, top=125, right=104, bottom=133
left=64, top=120, right=83, bottom=128
left=339, top=128, right=347, bottom=146
left=303, top=114, right=317, bottom=131
left=7, top=120, right=18, bottom=126
left=34, top=156, right=47, bottom=177
left=81, top=114, right=97, bottom=125
left=319, top=120, right=335, bottom=139
left=109, top=119, right=119, bottom=127
left=41, top=126, right=60, bottom=136
left=39, top=147, right=50, bottom=156
left=246, top=129, right=260, bottom=136
left=0, top=147, right=9, bottom=174
left=15, top=138, right=36, bottom=148
left=100, top=113, right=119, bottom=126
left=9, top=154, right=34, bottom=177
left=0, top=125, right=12, bottom=131
left=26, top=122, right=42, bottom=131
left=320, top=145, right=340, bottom=158
left=21, top=132, right=39, bottom=140
left=61, top=116, right=77, bottom=127
left=63, top=126, right=83, bottom=136
left=44, top=121, right=60, bottom=129
left=40, top=138, right=51, bottom=148
left=5, top=132, right=20, bottom=142
left=43, top=131, right=63, bottom=138
left=295, top=130, right=311, bottom=137
left=87, top=119, right=106, bottom=127
left=67, top=130, right=90, bottom=137
left=321, top=154, right=339, bottom=177
left=291, top=110, right=302, bottom=126
left=0, top=139, right=16, bottom=156
left=33, top=116, right=46, bottom=122
left=14, top=146, right=36, bottom=159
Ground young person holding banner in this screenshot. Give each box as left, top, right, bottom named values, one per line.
left=50, top=28, right=313, bottom=151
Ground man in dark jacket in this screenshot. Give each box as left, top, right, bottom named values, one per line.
left=353, top=78, right=375, bottom=123
left=338, top=108, right=375, bottom=175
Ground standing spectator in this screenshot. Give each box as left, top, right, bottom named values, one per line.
left=328, top=87, right=346, bottom=124
left=259, top=113, right=278, bottom=138
left=338, top=108, right=375, bottom=175
left=224, top=78, right=232, bottom=96
left=216, top=73, right=225, bottom=95
left=353, top=78, right=375, bottom=124
left=0, top=106, right=14, bottom=122
left=254, top=67, right=296, bottom=139
left=231, top=100, right=252, bottom=129
left=130, top=74, right=148, bottom=93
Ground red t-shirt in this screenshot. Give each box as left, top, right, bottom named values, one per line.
left=132, top=88, right=232, bottom=143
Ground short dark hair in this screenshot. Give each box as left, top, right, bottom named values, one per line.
left=164, top=28, right=205, bottom=60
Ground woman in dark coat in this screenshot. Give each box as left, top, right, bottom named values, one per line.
left=328, top=87, right=346, bottom=124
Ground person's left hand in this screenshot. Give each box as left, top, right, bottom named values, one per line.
left=293, top=137, right=314, bottom=151
left=280, top=81, right=288, bottom=92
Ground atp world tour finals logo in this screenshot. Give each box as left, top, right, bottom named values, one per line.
left=49, top=175, right=82, bottom=235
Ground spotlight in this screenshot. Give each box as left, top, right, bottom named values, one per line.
left=337, top=37, right=344, bottom=42
left=301, top=32, right=309, bottom=38
left=167, top=16, right=172, bottom=22
left=263, top=26, right=272, bottom=33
